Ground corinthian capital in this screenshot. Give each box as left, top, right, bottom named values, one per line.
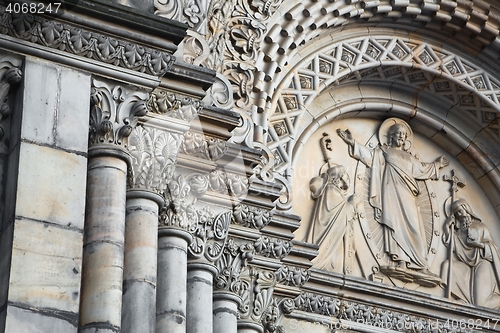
left=89, top=78, right=149, bottom=148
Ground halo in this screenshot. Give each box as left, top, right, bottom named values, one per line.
left=378, top=118, right=414, bottom=151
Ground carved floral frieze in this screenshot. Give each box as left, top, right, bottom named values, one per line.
left=0, top=12, right=175, bottom=76
left=154, top=0, right=205, bottom=32
left=208, top=169, right=249, bottom=197
left=180, top=131, right=227, bottom=161
left=275, top=265, right=310, bottom=287
left=232, top=203, right=273, bottom=229
left=148, top=90, right=202, bottom=122
left=89, top=79, right=149, bottom=148
left=254, top=236, right=292, bottom=259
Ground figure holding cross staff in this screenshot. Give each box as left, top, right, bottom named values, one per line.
left=441, top=170, right=500, bottom=308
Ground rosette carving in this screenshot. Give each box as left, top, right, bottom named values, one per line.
left=89, top=79, right=149, bottom=148
left=127, top=126, right=182, bottom=193
left=214, top=239, right=254, bottom=294
left=148, top=90, right=202, bottom=122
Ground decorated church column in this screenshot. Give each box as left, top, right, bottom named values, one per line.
left=79, top=78, right=149, bottom=333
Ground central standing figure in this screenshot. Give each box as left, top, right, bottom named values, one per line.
left=337, top=119, right=449, bottom=275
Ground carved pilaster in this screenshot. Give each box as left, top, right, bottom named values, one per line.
left=0, top=56, right=22, bottom=141
left=89, top=78, right=149, bottom=149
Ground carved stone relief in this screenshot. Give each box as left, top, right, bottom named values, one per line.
left=293, top=117, right=500, bottom=308
left=89, top=79, right=149, bottom=148
left=0, top=55, right=22, bottom=142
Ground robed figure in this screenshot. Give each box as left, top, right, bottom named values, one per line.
left=306, top=165, right=356, bottom=273
left=442, top=199, right=500, bottom=309
left=337, top=119, right=449, bottom=276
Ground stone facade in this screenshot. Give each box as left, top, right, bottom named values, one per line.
left=0, top=0, right=500, bottom=333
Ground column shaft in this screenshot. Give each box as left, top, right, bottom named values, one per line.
left=186, top=263, right=217, bottom=333
left=213, top=292, right=240, bottom=333
left=122, top=191, right=162, bottom=333
left=156, top=228, right=192, bottom=333
left=80, top=152, right=128, bottom=333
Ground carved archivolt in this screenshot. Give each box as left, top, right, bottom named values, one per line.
left=0, top=12, right=175, bottom=77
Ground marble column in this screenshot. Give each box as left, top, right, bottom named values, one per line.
left=186, top=262, right=218, bottom=333
left=213, top=291, right=241, bottom=333
left=79, top=146, right=130, bottom=333
left=156, top=227, right=192, bottom=333
left=121, top=190, right=164, bottom=333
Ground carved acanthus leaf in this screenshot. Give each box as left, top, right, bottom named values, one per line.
left=0, top=56, right=22, bottom=141
left=232, top=204, right=272, bottom=229
left=180, top=131, right=227, bottom=161
left=214, top=238, right=254, bottom=293
left=159, top=173, right=209, bottom=229
left=127, top=126, right=181, bottom=193
left=208, top=170, right=249, bottom=197
left=148, top=90, right=202, bottom=122
left=239, top=266, right=276, bottom=323
left=188, top=209, right=232, bottom=262
left=254, top=236, right=292, bottom=259
left=0, top=12, right=175, bottom=76
left=261, top=298, right=295, bottom=333
left=275, top=265, right=310, bottom=287
left=89, top=79, right=149, bottom=147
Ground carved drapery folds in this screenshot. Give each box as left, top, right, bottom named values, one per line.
left=127, top=126, right=182, bottom=193
left=0, top=56, right=22, bottom=141
left=89, top=79, right=149, bottom=148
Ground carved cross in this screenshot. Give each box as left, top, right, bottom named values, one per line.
left=443, top=169, right=465, bottom=202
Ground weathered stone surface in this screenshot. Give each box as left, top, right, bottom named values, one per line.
left=5, top=305, right=78, bottom=333
left=15, top=142, right=87, bottom=229
left=8, top=219, right=82, bottom=313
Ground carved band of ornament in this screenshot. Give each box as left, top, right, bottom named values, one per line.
left=275, top=265, right=310, bottom=287
left=238, top=266, right=277, bottom=322
left=154, top=0, right=205, bottom=31
left=159, top=172, right=209, bottom=229
left=214, top=238, right=254, bottom=293
left=254, top=236, right=292, bottom=259
left=127, top=125, right=182, bottom=194
left=188, top=209, right=232, bottom=262
left=148, top=90, right=202, bottom=122
left=232, top=203, right=273, bottom=229
left=179, top=131, right=227, bottom=161
left=208, top=170, right=249, bottom=197
left=0, top=59, right=22, bottom=140
left=89, top=80, right=149, bottom=148
left=0, top=12, right=175, bottom=77
left=294, top=292, right=480, bottom=333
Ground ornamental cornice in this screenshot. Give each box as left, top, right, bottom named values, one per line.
left=232, top=203, right=273, bottom=230
left=254, top=235, right=292, bottom=260
left=179, top=130, right=228, bottom=161
left=275, top=265, right=310, bottom=287
left=293, top=292, right=486, bottom=333
left=148, top=89, right=203, bottom=122
left=89, top=78, right=149, bottom=148
left=0, top=53, right=22, bottom=141
left=0, top=11, right=175, bottom=77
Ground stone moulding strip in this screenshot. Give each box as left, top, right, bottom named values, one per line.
left=0, top=9, right=175, bottom=78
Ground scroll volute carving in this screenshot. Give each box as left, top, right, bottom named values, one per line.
left=0, top=57, right=22, bottom=141
left=89, top=79, right=149, bottom=148
left=238, top=266, right=277, bottom=325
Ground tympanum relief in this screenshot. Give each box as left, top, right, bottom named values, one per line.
left=294, top=117, right=500, bottom=309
